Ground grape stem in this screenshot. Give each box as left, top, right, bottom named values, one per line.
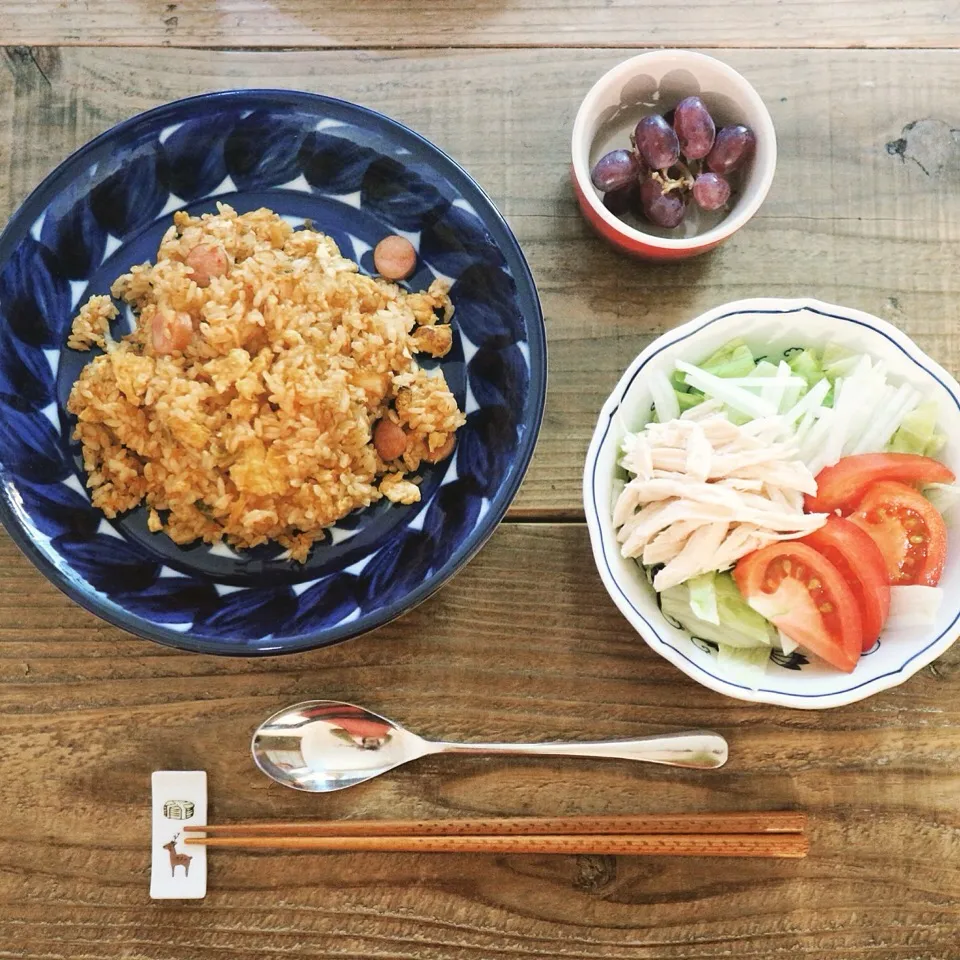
left=652, top=162, right=695, bottom=195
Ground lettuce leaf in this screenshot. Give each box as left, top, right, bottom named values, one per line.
left=660, top=573, right=776, bottom=649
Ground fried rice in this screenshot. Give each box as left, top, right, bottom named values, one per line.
left=66, top=204, right=465, bottom=562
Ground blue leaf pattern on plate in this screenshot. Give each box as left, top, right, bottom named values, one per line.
left=0, top=236, right=72, bottom=347
left=0, top=324, right=55, bottom=411
left=421, top=481, right=483, bottom=571
left=298, top=132, right=377, bottom=194
left=113, top=577, right=221, bottom=624
left=16, top=479, right=99, bottom=540
left=53, top=534, right=160, bottom=592
left=224, top=112, right=308, bottom=190
left=469, top=344, right=530, bottom=415
left=421, top=204, right=506, bottom=277
left=361, top=156, right=448, bottom=230
left=160, top=116, right=234, bottom=201
left=0, top=407, right=70, bottom=484
left=286, top=575, right=360, bottom=635
left=449, top=263, right=525, bottom=348
left=359, top=531, right=437, bottom=608
left=192, top=586, right=299, bottom=640
left=454, top=407, right=518, bottom=499
left=89, top=152, right=171, bottom=237
left=40, top=187, right=106, bottom=279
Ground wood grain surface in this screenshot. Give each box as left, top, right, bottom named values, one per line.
left=4, top=0, right=960, bottom=49
left=0, top=524, right=958, bottom=957
left=3, top=46, right=960, bottom=517
left=2, top=15, right=960, bottom=960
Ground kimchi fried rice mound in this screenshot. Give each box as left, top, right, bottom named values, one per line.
left=66, top=204, right=465, bottom=562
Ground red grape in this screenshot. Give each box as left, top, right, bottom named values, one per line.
left=590, top=149, right=641, bottom=192
left=634, top=115, right=680, bottom=171
left=640, top=177, right=685, bottom=228
left=706, top=125, right=756, bottom=175
left=672, top=96, right=716, bottom=160
left=602, top=182, right=640, bottom=216
left=692, top=172, right=731, bottom=210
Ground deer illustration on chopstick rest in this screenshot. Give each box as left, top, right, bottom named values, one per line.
left=162, top=833, right=194, bottom=877
left=151, top=771, right=207, bottom=899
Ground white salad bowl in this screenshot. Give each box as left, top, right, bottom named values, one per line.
left=583, top=297, right=960, bottom=709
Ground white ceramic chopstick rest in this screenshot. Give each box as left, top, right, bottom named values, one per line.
left=150, top=771, right=207, bottom=899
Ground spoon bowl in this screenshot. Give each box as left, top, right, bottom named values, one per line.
left=252, top=700, right=729, bottom=792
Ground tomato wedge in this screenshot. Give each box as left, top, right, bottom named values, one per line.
left=848, top=480, right=947, bottom=586
left=805, top=454, right=955, bottom=515
left=800, top=517, right=890, bottom=650
left=733, top=542, right=862, bottom=673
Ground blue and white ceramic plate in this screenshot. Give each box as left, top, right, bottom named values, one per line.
left=0, top=89, right=545, bottom=656
left=584, top=298, right=960, bottom=709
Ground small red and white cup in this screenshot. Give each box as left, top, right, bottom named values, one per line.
left=571, top=51, right=777, bottom=261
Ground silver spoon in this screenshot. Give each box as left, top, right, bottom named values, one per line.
left=251, top=700, right=728, bottom=792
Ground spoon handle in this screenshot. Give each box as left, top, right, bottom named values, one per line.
left=429, top=731, right=728, bottom=769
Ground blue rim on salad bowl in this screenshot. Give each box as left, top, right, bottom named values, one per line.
left=584, top=297, right=960, bottom=709
left=0, top=89, right=546, bottom=656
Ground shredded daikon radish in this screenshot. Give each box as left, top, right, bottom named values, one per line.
left=648, top=368, right=680, bottom=424
left=676, top=361, right=776, bottom=420
left=886, top=586, right=943, bottom=628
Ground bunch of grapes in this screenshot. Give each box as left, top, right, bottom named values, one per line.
left=590, top=97, right=755, bottom=229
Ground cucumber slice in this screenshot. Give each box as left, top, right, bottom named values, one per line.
left=699, top=339, right=756, bottom=379
left=889, top=400, right=939, bottom=455
left=787, top=348, right=825, bottom=388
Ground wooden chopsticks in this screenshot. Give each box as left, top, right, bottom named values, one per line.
left=184, top=834, right=806, bottom=857
left=184, top=812, right=808, bottom=858
left=186, top=812, right=805, bottom=836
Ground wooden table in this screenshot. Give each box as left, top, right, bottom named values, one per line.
left=3, top=4, right=960, bottom=957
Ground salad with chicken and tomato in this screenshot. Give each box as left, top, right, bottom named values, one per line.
left=613, top=337, right=958, bottom=683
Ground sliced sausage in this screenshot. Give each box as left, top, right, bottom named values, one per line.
left=152, top=309, right=194, bottom=355
left=373, top=235, right=417, bottom=281
left=373, top=418, right=408, bottom=461
left=425, top=432, right=457, bottom=463
left=185, top=242, right=229, bottom=287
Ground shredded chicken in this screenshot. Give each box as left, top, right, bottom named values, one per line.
left=614, top=413, right=827, bottom=591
